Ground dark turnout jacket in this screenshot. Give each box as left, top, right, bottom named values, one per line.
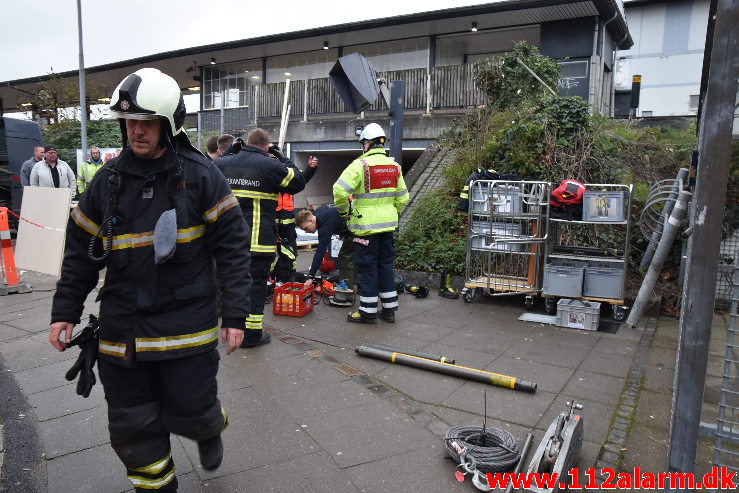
left=309, top=205, right=351, bottom=277
left=217, top=145, right=305, bottom=255
left=51, top=146, right=252, bottom=366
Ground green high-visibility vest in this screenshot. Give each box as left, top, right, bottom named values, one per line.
left=77, top=161, right=103, bottom=194
left=333, top=148, right=409, bottom=236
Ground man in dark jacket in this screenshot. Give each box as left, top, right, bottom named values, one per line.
left=296, top=205, right=355, bottom=287
left=216, top=128, right=305, bottom=347
left=48, top=68, right=252, bottom=492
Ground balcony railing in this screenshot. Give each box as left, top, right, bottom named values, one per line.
left=199, top=63, right=487, bottom=132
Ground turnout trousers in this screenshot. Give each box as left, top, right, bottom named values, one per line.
left=245, top=254, right=274, bottom=341
left=98, top=350, right=226, bottom=491
left=353, top=231, right=398, bottom=319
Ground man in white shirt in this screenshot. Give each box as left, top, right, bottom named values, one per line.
left=30, top=145, right=76, bottom=189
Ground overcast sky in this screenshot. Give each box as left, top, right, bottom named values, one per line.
left=0, top=0, right=494, bottom=82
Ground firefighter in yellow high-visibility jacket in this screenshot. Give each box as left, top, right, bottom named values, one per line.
left=332, top=123, right=409, bottom=324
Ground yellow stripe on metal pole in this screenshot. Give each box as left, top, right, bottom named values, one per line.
left=356, top=346, right=536, bottom=393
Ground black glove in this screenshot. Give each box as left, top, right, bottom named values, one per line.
left=64, top=314, right=100, bottom=398
left=222, top=137, right=245, bottom=156
left=268, top=145, right=283, bottom=160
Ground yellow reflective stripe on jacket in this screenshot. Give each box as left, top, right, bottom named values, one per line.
left=232, top=190, right=279, bottom=200
left=202, top=194, right=239, bottom=224
left=175, top=225, right=205, bottom=243
left=251, top=198, right=261, bottom=249
left=71, top=207, right=101, bottom=236
left=99, top=340, right=127, bottom=357
left=277, top=217, right=295, bottom=225
left=279, top=167, right=295, bottom=187
left=135, top=327, right=218, bottom=352
left=251, top=244, right=277, bottom=253
left=110, top=232, right=154, bottom=250
left=108, top=226, right=205, bottom=250
left=131, top=453, right=172, bottom=475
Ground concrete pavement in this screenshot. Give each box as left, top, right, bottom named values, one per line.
left=0, top=257, right=720, bottom=492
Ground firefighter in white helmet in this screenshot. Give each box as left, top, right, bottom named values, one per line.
left=332, top=123, right=409, bottom=323
left=48, top=68, right=252, bottom=491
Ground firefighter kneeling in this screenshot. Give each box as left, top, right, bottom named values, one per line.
left=49, top=68, right=252, bottom=492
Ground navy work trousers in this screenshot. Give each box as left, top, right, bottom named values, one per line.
left=353, top=231, right=399, bottom=319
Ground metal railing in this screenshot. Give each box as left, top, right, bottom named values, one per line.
left=713, top=252, right=739, bottom=474
left=198, top=63, right=488, bottom=134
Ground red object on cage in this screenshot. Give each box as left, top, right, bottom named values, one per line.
left=273, top=282, right=315, bottom=317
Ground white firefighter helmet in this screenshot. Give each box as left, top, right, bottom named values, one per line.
left=358, top=123, right=387, bottom=144
left=109, top=68, right=186, bottom=136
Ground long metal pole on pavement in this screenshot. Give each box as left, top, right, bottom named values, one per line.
left=77, top=0, right=88, bottom=173
left=667, top=0, right=739, bottom=487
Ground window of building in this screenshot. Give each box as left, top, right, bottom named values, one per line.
left=689, top=94, right=699, bottom=111
left=343, top=38, right=429, bottom=72
left=265, top=49, right=339, bottom=84
left=202, top=59, right=262, bottom=110
left=642, top=110, right=653, bottom=117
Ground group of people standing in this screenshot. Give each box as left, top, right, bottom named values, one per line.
left=45, top=67, right=409, bottom=492
left=20, top=144, right=117, bottom=195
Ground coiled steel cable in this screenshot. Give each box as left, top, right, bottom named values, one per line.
left=444, top=425, right=521, bottom=473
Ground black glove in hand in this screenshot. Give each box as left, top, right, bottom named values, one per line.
left=64, top=315, right=100, bottom=398
left=267, top=145, right=283, bottom=160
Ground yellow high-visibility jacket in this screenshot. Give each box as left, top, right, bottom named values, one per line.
left=333, top=148, right=409, bottom=236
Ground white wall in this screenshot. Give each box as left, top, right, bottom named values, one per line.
left=616, top=0, right=709, bottom=116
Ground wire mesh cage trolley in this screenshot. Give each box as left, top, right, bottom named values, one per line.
left=464, top=180, right=550, bottom=308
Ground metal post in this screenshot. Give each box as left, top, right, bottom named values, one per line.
left=389, top=80, right=404, bottom=166
left=219, top=90, right=225, bottom=135
left=303, top=81, right=308, bottom=122
left=628, top=75, right=641, bottom=119
left=76, top=0, right=87, bottom=175
left=667, top=0, right=739, bottom=485
left=626, top=190, right=691, bottom=328
left=196, top=112, right=202, bottom=152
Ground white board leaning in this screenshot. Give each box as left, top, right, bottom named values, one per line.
left=15, top=187, right=74, bottom=277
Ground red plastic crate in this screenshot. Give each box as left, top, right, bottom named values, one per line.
left=273, top=283, right=314, bottom=317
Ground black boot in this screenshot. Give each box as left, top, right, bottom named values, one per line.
left=240, top=331, right=271, bottom=348
left=380, top=310, right=395, bottom=322
left=197, top=435, right=223, bottom=471
left=347, top=311, right=377, bottom=324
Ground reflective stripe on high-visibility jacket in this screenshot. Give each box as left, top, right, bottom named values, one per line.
left=276, top=193, right=295, bottom=212
left=276, top=217, right=295, bottom=225
left=332, top=148, right=409, bottom=236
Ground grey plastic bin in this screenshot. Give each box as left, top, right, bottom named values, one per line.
left=555, top=299, right=601, bottom=330
left=471, top=184, right=522, bottom=214
left=470, top=221, right=522, bottom=251
left=583, top=263, right=624, bottom=300
left=543, top=262, right=585, bottom=298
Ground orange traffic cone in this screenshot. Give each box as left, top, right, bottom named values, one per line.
left=0, top=207, right=32, bottom=295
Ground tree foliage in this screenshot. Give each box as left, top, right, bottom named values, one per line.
left=42, top=119, right=121, bottom=165
left=396, top=43, right=698, bottom=307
